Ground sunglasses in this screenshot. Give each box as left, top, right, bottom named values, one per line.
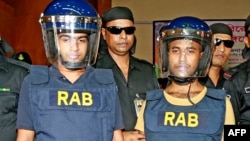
left=214, top=38, right=234, bottom=48
left=104, top=26, right=136, bottom=35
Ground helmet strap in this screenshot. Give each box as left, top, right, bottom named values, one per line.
left=168, top=75, right=197, bottom=106
left=168, top=75, right=195, bottom=85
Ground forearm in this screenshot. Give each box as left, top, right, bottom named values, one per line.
left=16, top=129, right=35, bottom=141
left=112, top=129, right=123, bottom=141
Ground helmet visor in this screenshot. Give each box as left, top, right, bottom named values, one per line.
left=40, top=15, right=101, bottom=68
left=159, top=35, right=212, bottom=78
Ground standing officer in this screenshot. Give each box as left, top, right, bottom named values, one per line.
left=199, top=23, right=234, bottom=88
left=16, top=0, right=124, bottom=141
left=223, top=14, right=250, bottom=125
left=135, top=16, right=235, bottom=141
left=241, top=15, right=250, bottom=60
left=0, top=38, right=29, bottom=141
left=95, top=6, right=159, bottom=141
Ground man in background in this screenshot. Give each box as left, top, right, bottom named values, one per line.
left=199, top=23, right=234, bottom=88
left=223, top=14, right=250, bottom=125
left=241, top=15, right=250, bottom=60
left=0, top=37, right=29, bottom=141
left=95, top=6, right=159, bottom=141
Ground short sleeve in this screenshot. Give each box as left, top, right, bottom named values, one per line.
left=16, top=77, right=34, bottom=130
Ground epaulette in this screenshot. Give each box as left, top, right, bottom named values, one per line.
left=6, top=57, right=30, bottom=70
left=223, top=60, right=250, bottom=80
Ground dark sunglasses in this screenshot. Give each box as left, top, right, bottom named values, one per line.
left=104, top=26, right=136, bottom=35
left=214, top=38, right=234, bottom=48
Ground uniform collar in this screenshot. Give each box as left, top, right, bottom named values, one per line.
left=50, top=63, right=95, bottom=81
left=97, top=52, right=143, bottom=71
left=50, top=63, right=63, bottom=80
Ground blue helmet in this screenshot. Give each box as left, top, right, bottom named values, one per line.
left=43, top=0, right=97, bottom=16
left=158, top=16, right=213, bottom=79
left=39, top=0, right=101, bottom=68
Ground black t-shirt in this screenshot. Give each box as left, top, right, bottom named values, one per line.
left=95, top=53, right=159, bottom=130
left=199, top=70, right=225, bottom=89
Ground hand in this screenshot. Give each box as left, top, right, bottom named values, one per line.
left=122, top=130, right=146, bottom=141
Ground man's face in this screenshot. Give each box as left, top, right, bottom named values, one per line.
left=168, top=39, right=203, bottom=77
left=212, top=33, right=233, bottom=67
left=57, top=33, right=89, bottom=63
left=101, top=19, right=135, bottom=56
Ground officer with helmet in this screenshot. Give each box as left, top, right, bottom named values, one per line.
left=135, top=16, right=235, bottom=141
left=16, top=0, right=124, bottom=141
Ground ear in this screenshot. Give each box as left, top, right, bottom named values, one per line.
left=101, top=28, right=106, bottom=40
left=244, top=36, right=250, bottom=48
left=200, top=52, right=203, bottom=59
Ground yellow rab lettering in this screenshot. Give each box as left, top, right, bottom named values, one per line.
left=82, top=92, right=93, bottom=106
left=175, top=112, right=186, bottom=126
left=164, top=112, right=175, bottom=126
left=69, top=92, right=81, bottom=105
left=57, top=91, right=93, bottom=106
left=164, top=112, right=198, bottom=127
left=188, top=113, right=198, bottom=127
left=58, top=91, right=68, bottom=105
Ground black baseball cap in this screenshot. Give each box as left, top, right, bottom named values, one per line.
left=14, top=51, right=32, bottom=64
left=210, top=23, right=233, bottom=37
left=102, top=6, right=134, bottom=26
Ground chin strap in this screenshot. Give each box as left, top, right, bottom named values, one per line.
left=168, top=75, right=195, bottom=85
left=168, top=75, right=197, bottom=106
left=187, top=82, right=196, bottom=106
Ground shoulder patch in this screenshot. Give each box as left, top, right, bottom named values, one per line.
left=223, top=72, right=232, bottom=79
left=29, top=65, right=49, bottom=84
left=224, top=60, right=249, bottom=79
